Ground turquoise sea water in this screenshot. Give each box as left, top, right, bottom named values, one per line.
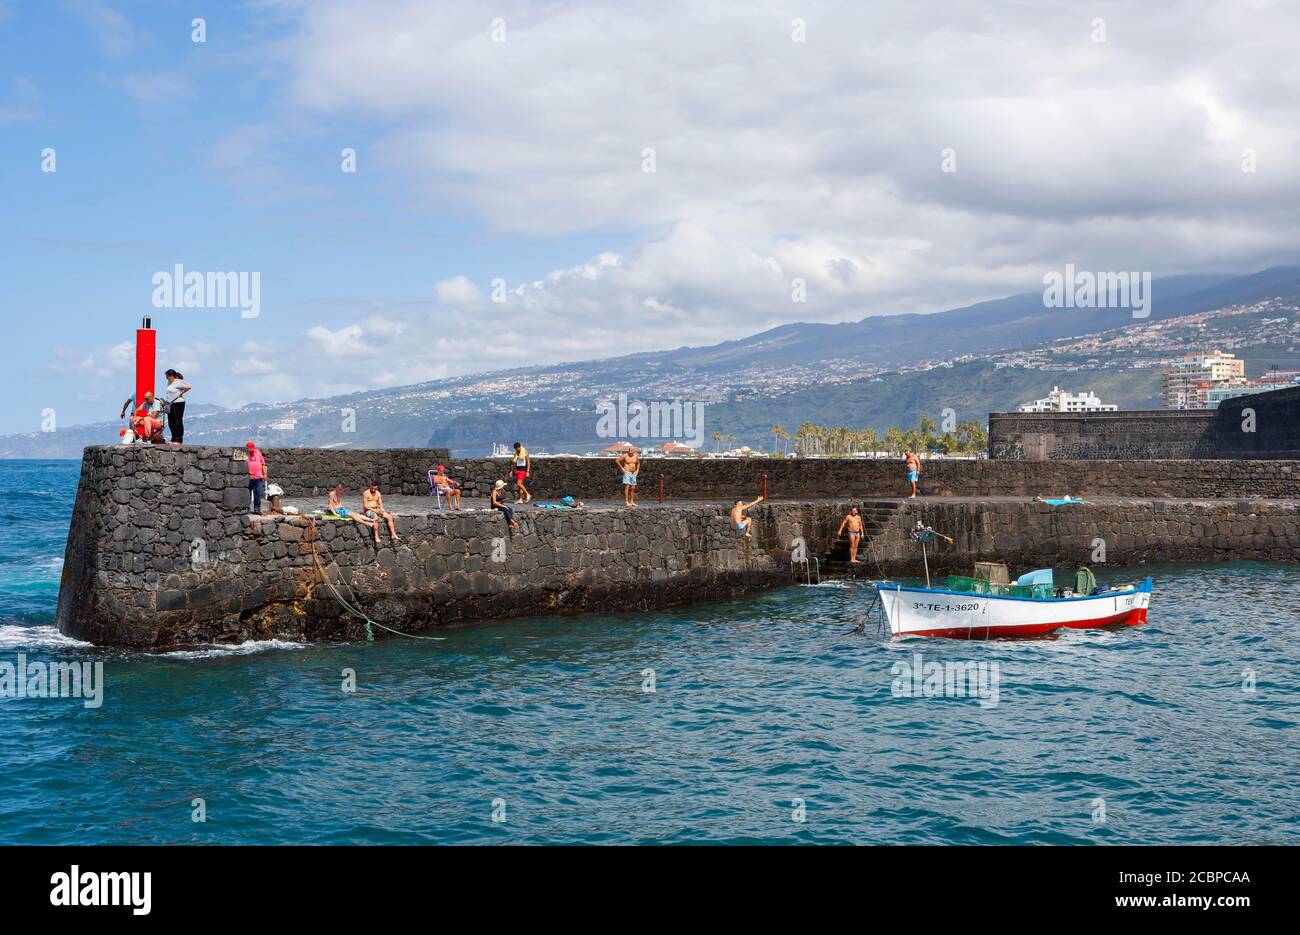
left=1, top=459, right=1297, bottom=844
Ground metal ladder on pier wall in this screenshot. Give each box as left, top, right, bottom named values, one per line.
left=792, top=556, right=821, bottom=585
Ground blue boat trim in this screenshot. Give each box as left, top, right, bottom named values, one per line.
left=875, top=582, right=1151, bottom=603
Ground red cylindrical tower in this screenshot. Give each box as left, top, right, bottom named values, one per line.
left=135, top=316, right=156, bottom=408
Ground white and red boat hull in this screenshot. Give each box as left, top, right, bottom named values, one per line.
left=877, top=579, right=1152, bottom=639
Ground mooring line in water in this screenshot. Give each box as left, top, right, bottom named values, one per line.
left=842, top=590, right=880, bottom=636
left=305, top=520, right=443, bottom=643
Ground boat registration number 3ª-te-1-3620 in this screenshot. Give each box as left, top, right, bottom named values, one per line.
left=911, top=602, right=981, bottom=612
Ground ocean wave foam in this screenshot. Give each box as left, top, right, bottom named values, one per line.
left=0, top=624, right=92, bottom=650
left=159, top=639, right=309, bottom=660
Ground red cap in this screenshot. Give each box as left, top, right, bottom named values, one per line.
left=436, top=464, right=446, bottom=471
left=246, top=442, right=256, bottom=450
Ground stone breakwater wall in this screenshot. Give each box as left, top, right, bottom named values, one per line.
left=254, top=447, right=453, bottom=496
left=58, top=445, right=804, bottom=647
left=867, top=498, right=1300, bottom=577
left=207, top=446, right=1300, bottom=501
left=446, top=454, right=1300, bottom=500
left=57, top=445, right=1300, bottom=646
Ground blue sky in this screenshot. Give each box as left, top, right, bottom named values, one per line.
left=1, top=1, right=645, bottom=432
left=3, top=0, right=1298, bottom=434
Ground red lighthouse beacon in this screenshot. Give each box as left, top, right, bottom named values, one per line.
left=135, top=316, right=156, bottom=410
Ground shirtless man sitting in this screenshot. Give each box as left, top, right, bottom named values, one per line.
left=124, top=392, right=164, bottom=443
left=327, top=483, right=379, bottom=542
left=730, top=495, right=764, bottom=538
left=362, top=483, right=400, bottom=542
left=431, top=464, right=462, bottom=509
left=836, top=505, right=865, bottom=564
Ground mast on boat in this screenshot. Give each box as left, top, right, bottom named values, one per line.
left=909, top=521, right=953, bottom=588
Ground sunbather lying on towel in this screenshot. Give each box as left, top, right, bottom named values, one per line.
left=1034, top=495, right=1087, bottom=506
left=537, top=496, right=586, bottom=509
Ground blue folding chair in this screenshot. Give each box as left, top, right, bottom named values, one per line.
left=428, top=470, right=447, bottom=510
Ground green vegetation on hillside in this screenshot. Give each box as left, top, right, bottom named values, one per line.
left=425, top=361, right=1161, bottom=455
left=703, top=361, right=1161, bottom=447
left=765, top=415, right=987, bottom=457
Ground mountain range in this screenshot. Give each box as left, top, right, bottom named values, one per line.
left=5, top=265, right=1298, bottom=459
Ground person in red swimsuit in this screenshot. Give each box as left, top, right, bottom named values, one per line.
left=511, top=442, right=531, bottom=503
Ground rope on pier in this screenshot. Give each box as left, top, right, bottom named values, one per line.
left=864, top=527, right=887, bottom=580
left=305, top=520, right=444, bottom=642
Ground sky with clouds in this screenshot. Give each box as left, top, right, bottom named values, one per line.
left=2, top=0, right=1298, bottom=434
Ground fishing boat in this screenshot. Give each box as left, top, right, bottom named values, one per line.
left=874, top=523, right=1153, bottom=639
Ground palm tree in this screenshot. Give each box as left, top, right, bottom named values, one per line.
left=955, top=419, right=988, bottom=454
left=785, top=423, right=806, bottom=457
left=711, top=431, right=723, bottom=453
left=918, top=414, right=938, bottom=450
left=794, top=423, right=811, bottom=456
left=771, top=424, right=785, bottom=454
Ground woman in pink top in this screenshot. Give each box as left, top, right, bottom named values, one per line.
left=246, top=442, right=268, bottom=514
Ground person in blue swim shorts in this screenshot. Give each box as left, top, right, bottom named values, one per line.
left=730, top=495, right=764, bottom=538
left=615, top=446, right=640, bottom=508
left=904, top=449, right=921, bottom=498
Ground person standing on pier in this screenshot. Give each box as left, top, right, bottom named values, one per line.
left=246, top=442, right=268, bottom=514
left=904, top=448, right=921, bottom=498
left=616, top=445, right=640, bottom=508
left=837, top=506, right=864, bottom=564
left=162, top=369, right=191, bottom=444
left=512, top=442, right=532, bottom=503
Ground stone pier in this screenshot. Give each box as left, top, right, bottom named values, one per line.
left=56, top=445, right=1300, bottom=647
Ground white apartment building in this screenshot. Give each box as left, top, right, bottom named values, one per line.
left=1204, top=384, right=1272, bottom=408
left=1205, top=371, right=1300, bottom=408
left=1017, top=387, right=1119, bottom=413
left=1161, top=351, right=1246, bottom=409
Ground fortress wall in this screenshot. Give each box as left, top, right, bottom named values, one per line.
left=989, top=384, right=1300, bottom=461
